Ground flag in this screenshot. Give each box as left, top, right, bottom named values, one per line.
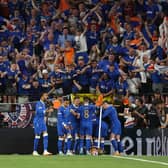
left=96, top=94, right=103, bottom=107
left=53, top=99, right=61, bottom=109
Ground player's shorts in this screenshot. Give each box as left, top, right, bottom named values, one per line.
left=33, top=118, right=47, bottom=135
left=57, top=122, right=71, bottom=137
left=111, top=122, right=121, bottom=135
left=57, top=122, right=65, bottom=137
left=71, top=122, right=80, bottom=137
left=80, top=122, right=92, bottom=136
left=93, top=120, right=108, bottom=138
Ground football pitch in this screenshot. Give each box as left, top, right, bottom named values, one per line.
left=0, top=155, right=168, bottom=168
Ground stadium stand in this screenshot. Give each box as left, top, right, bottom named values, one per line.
left=0, top=0, right=167, bottom=129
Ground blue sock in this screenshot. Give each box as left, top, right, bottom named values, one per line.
left=58, top=138, right=63, bottom=153
left=86, top=139, right=91, bottom=151
left=79, top=139, right=84, bottom=150
left=77, top=139, right=80, bottom=152
left=67, top=138, right=72, bottom=151
left=100, top=141, right=104, bottom=151
left=111, top=139, right=118, bottom=152
left=43, top=135, right=48, bottom=151
left=73, top=138, right=79, bottom=153
left=117, top=140, right=123, bottom=153
left=33, top=135, right=40, bottom=151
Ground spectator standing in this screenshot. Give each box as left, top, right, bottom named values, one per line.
left=132, top=97, right=148, bottom=128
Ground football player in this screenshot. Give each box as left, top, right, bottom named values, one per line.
left=33, top=92, right=53, bottom=156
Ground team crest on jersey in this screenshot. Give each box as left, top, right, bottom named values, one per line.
left=4, top=103, right=33, bottom=128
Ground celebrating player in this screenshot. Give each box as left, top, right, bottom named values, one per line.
left=79, top=97, right=95, bottom=155
left=102, top=101, right=123, bottom=155
left=57, top=97, right=73, bottom=155
left=33, top=92, right=53, bottom=156
left=69, top=96, right=81, bottom=154
left=92, top=111, right=108, bottom=154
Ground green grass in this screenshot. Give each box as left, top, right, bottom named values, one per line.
left=0, top=155, right=167, bottom=168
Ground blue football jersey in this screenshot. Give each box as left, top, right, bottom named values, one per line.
left=69, top=104, right=80, bottom=124
left=102, top=106, right=120, bottom=124
left=57, top=105, right=71, bottom=126
left=33, top=100, right=47, bottom=134
left=80, top=104, right=96, bottom=123
left=102, top=106, right=121, bottom=135
left=34, top=100, right=46, bottom=118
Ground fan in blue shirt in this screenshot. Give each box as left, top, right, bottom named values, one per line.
left=87, top=60, right=103, bottom=94
left=115, top=75, right=129, bottom=97
left=106, top=63, right=120, bottom=83
left=62, top=65, right=74, bottom=95
left=72, top=57, right=90, bottom=93
left=17, top=72, right=31, bottom=96
left=97, top=72, right=114, bottom=97
left=38, top=70, right=51, bottom=93
left=144, top=1, right=159, bottom=22
left=98, top=53, right=119, bottom=72
left=0, top=56, right=8, bottom=95
left=105, top=36, right=123, bottom=56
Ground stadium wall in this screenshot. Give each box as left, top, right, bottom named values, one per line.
left=0, top=128, right=168, bottom=155
left=0, top=127, right=58, bottom=154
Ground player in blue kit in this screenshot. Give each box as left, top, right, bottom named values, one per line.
left=69, top=96, right=81, bottom=154
left=79, top=97, right=96, bottom=155
left=33, top=92, right=53, bottom=156
left=102, top=101, right=123, bottom=155
left=57, top=97, right=73, bottom=155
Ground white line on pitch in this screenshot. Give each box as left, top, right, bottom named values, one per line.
left=111, top=156, right=168, bottom=166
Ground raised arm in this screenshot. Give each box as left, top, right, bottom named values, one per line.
left=31, top=0, right=40, bottom=11
left=94, top=11, right=102, bottom=25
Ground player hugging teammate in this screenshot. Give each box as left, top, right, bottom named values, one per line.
left=56, top=96, right=123, bottom=156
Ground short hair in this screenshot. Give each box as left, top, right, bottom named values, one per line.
left=154, top=89, right=161, bottom=95
left=63, top=96, right=69, bottom=101
left=40, top=92, right=48, bottom=98
left=74, top=96, right=80, bottom=100
left=91, top=59, right=97, bottom=63
left=136, top=97, right=143, bottom=104
left=83, top=96, right=89, bottom=102
left=102, top=100, right=110, bottom=104
left=63, top=26, right=69, bottom=30
left=153, top=99, right=163, bottom=106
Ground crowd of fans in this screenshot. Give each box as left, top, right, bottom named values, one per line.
left=0, top=0, right=168, bottom=128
